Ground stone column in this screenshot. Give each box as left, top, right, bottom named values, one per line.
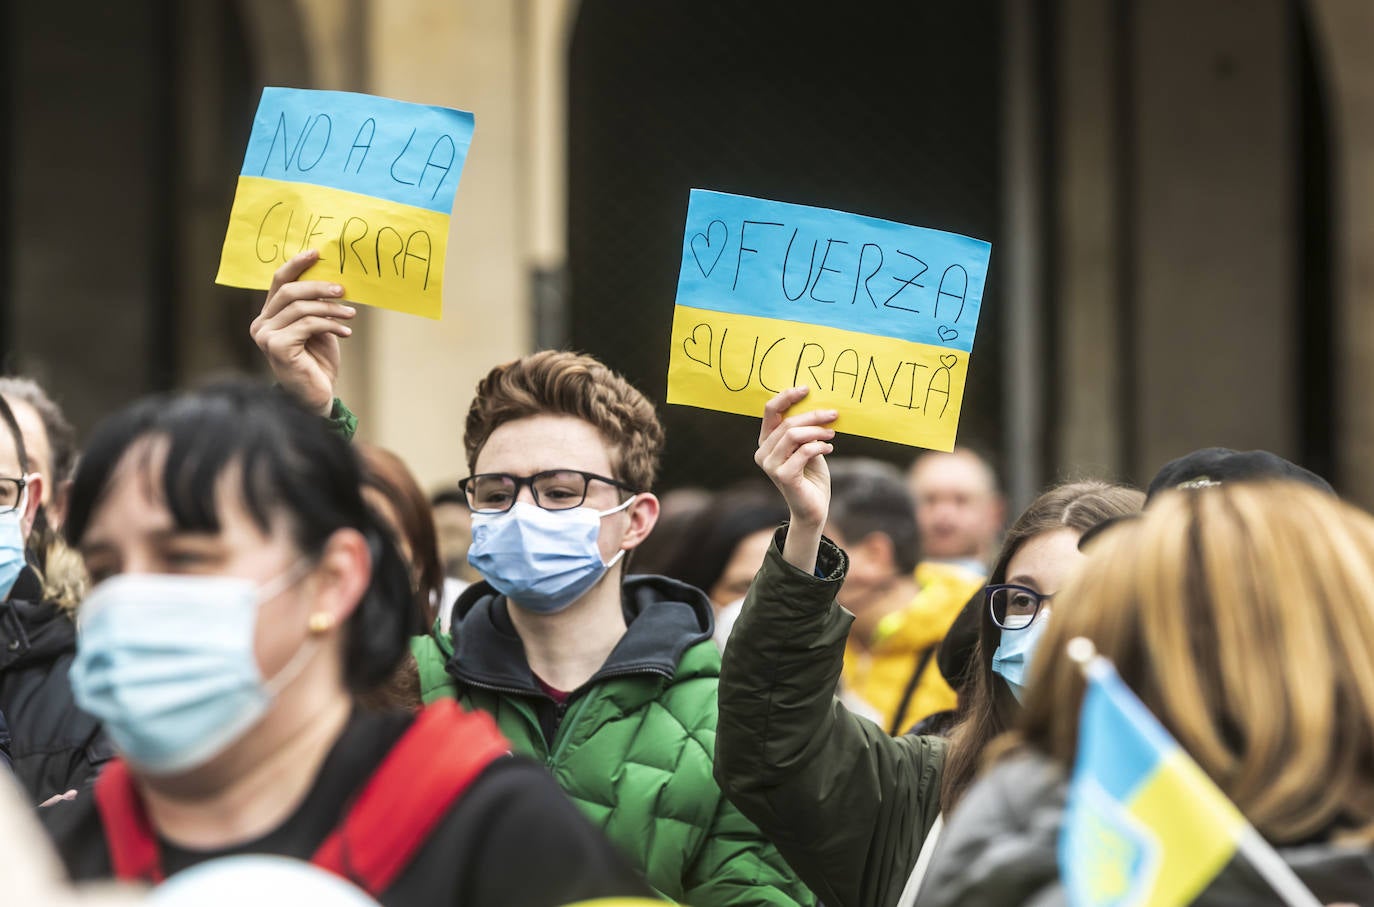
left=1130, top=0, right=1295, bottom=477
left=1306, top=0, right=1374, bottom=507
left=1053, top=0, right=1125, bottom=480
left=360, top=0, right=529, bottom=488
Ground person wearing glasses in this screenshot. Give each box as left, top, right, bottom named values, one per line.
left=714, top=386, right=1143, bottom=907
left=252, top=252, right=816, bottom=907
left=0, top=392, right=112, bottom=804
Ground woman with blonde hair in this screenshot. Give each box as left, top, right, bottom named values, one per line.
left=918, top=481, right=1374, bottom=904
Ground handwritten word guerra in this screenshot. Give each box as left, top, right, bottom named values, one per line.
left=687, top=218, right=972, bottom=325
left=255, top=201, right=432, bottom=289
left=680, top=319, right=959, bottom=418
left=259, top=112, right=458, bottom=201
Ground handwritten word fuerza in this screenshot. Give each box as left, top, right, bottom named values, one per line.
left=689, top=218, right=971, bottom=326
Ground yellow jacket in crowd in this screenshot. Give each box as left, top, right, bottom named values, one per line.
left=841, top=561, right=984, bottom=734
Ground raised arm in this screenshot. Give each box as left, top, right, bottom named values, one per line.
left=715, top=388, right=948, bottom=907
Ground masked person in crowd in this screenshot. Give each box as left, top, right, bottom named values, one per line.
left=918, top=481, right=1374, bottom=905
left=655, top=484, right=788, bottom=651
left=0, top=377, right=78, bottom=529
left=822, top=459, right=986, bottom=734
left=254, top=251, right=816, bottom=907
left=0, top=376, right=91, bottom=611
left=715, top=386, right=1142, bottom=907
left=0, top=392, right=111, bottom=802
left=41, top=382, right=649, bottom=907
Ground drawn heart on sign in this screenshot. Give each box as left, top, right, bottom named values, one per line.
left=939, top=354, right=958, bottom=369
left=937, top=325, right=959, bottom=342
left=691, top=220, right=729, bottom=278
left=683, top=323, right=714, bottom=368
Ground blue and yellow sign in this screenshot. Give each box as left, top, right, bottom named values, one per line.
left=216, top=87, right=475, bottom=320
left=666, top=190, right=992, bottom=450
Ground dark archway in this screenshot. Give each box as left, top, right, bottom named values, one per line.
left=567, top=0, right=1005, bottom=490
left=2, top=0, right=299, bottom=436
left=1294, top=0, right=1336, bottom=486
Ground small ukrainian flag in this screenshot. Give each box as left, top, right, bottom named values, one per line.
left=1059, top=640, right=1246, bottom=907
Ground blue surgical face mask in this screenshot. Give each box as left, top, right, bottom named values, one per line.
left=467, top=497, right=636, bottom=615
left=0, top=486, right=30, bottom=601
left=991, top=608, right=1051, bottom=704
left=70, top=562, right=314, bottom=776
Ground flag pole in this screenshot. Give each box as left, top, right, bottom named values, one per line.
left=1065, top=638, right=1324, bottom=907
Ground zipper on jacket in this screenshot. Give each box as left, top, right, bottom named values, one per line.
left=547, top=693, right=594, bottom=769
left=458, top=677, right=536, bottom=699
left=543, top=663, right=677, bottom=768
left=460, top=661, right=677, bottom=769
left=456, top=677, right=553, bottom=760
left=588, top=663, right=675, bottom=683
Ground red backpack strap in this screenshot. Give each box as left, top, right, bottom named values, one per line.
left=311, top=699, right=510, bottom=896
left=93, top=758, right=166, bottom=884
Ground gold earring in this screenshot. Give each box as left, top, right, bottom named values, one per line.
left=308, top=612, right=336, bottom=635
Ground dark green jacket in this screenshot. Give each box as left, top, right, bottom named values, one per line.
left=325, top=398, right=357, bottom=440
left=411, top=574, right=815, bottom=907
left=918, top=752, right=1374, bottom=906
left=715, top=529, right=946, bottom=907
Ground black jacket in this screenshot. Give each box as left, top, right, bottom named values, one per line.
left=42, top=709, right=651, bottom=907
left=0, top=707, right=10, bottom=770
left=0, top=569, right=111, bottom=802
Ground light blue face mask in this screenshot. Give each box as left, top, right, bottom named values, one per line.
left=70, top=563, right=313, bottom=776
left=0, top=499, right=29, bottom=601
left=991, top=609, right=1051, bottom=704
left=467, top=497, right=635, bottom=615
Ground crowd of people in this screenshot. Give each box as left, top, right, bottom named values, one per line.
left=0, top=246, right=1370, bottom=906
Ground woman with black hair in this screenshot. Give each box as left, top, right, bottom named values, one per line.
left=40, top=382, right=647, bottom=907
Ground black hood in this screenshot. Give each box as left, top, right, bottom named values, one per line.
left=447, top=574, right=714, bottom=695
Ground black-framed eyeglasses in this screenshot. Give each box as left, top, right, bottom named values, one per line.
left=0, top=477, right=28, bottom=515
left=458, top=470, right=637, bottom=514
left=987, top=583, right=1055, bottom=630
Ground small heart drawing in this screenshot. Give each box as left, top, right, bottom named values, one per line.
left=937, top=325, right=958, bottom=342
left=683, top=323, right=714, bottom=368
left=690, top=220, right=728, bottom=278
left=939, top=354, right=958, bottom=369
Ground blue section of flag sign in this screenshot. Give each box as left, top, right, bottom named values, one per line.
left=673, top=189, right=991, bottom=353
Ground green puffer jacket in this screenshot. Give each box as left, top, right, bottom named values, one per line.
left=411, top=574, right=816, bottom=907
left=715, top=528, right=947, bottom=907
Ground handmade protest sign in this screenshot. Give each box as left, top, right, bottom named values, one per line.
left=666, top=190, right=992, bottom=451
left=216, top=87, right=475, bottom=320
